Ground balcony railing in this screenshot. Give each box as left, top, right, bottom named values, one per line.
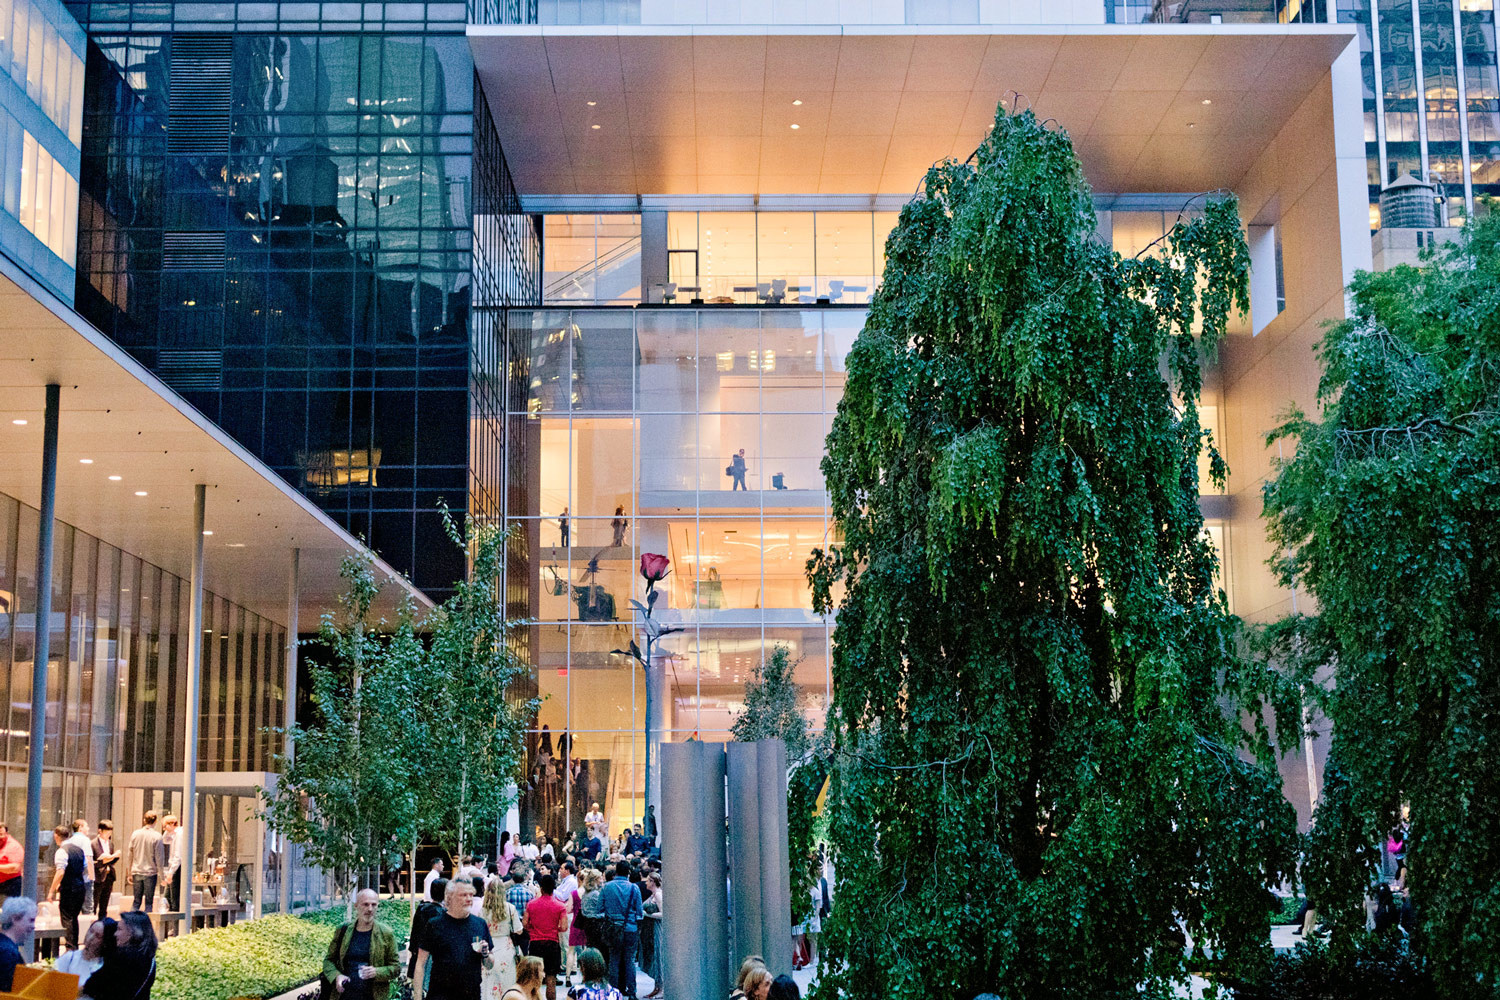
left=468, top=0, right=641, bottom=24
left=1150, top=0, right=1326, bottom=23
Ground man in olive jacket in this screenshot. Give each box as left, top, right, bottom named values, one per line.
left=322, top=888, right=401, bottom=1000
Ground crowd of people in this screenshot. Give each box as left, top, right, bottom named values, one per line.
left=332, top=828, right=808, bottom=1000
left=0, top=810, right=178, bottom=999
left=0, top=895, right=158, bottom=999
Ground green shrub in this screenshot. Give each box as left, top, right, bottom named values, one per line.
left=1225, top=935, right=1430, bottom=1000
left=152, top=900, right=412, bottom=1000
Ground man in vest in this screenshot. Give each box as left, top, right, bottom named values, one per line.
left=46, top=824, right=91, bottom=950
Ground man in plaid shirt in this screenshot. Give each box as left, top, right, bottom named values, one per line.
left=506, top=864, right=539, bottom=955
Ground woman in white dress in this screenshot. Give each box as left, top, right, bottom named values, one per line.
left=481, top=877, right=522, bottom=997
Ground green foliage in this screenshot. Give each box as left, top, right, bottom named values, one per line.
left=1261, top=215, right=1500, bottom=999
left=418, top=511, right=539, bottom=860
left=787, top=744, right=829, bottom=926
left=731, top=644, right=812, bottom=763
left=152, top=901, right=412, bottom=1000
left=1225, top=936, right=1430, bottom=1000
left=262, top=555, right=424, bottom=894
left=806, top=104, right=1296, bottom=1000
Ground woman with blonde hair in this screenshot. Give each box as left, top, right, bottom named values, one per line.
left=729, top=956, right=768, bottom=1000
left=503, top=956, right=545, bottom=1000
left=482, top=877, right=523, bottom=996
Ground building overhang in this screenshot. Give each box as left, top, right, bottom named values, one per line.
left=0, top=255, right=432, bottom=626
left=470, top=22, right=1357, bottom=199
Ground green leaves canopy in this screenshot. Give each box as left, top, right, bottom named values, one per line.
left=262, top=554, right=424, bottom=893
left=1262, top=216, right=1500, bottom=998
left=807, top=106, right=1295, bottom=999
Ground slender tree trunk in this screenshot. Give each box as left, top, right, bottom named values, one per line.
left=458, top=764, right=468, bottom=864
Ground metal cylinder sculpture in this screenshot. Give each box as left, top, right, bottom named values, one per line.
left=661, top=740, right=730, bottom=999
left=728, top=739, right=793, bottom=976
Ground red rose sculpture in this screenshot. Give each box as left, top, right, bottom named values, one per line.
left=640, top=552, right=670, bottom=583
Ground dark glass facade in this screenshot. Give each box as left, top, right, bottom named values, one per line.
left=70, top=2, right=497, bottom=598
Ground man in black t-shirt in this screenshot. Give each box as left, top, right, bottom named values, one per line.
left=413, top=879, right=493, bottom=1000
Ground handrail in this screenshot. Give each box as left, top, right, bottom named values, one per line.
left=544, top=235, right=643, bottom=301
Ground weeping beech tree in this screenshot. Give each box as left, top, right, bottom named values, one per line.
left=806, top=106, right=1298, bottom=999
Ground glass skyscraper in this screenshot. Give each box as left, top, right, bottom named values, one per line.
left=68, top=2, right=535, bottom=598
left=1119, top=0, right=1500, bottom=228
left=0, top=0, right=84, bottom=302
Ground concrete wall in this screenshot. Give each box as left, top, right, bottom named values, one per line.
left=1214, top=40, right=1370, bottom=829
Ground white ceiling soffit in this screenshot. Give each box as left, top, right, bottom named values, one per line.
left=0, top=257, right=432, bottom=626
left=470, top=23, right=1356, bottom=198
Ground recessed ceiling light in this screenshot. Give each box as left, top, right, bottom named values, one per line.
left=226, top=543, right=246, bottom=548
left=790, top=123, right=800, bottom=130
left=587, top=100, right=597, bottom=106
left=792, top=99, right=802, bottom=106
left=202, top=530, right=214, bottom=536
left=591, top=124, right=601, bottom=129
left=108, top=475, right=122, bottom=481
left=11, top=419, right=26, bottom=425
left=79, top=458, right=93, bottom=464
left=1202, top=98, right=1212, bottom=105
left=134, top=491, right=148, bottom=497
left=1188, top=122, right=1197, bottom=128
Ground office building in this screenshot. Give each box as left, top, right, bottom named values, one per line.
left=0, top=2, right=428, bottom=928
left=1116, top=0, right=1499, bottom=235
left=470, top=5, right=1370, bottom=836
left=68, top=2, right=540, bottom=599
left=0, top=0, right=84, bottom=303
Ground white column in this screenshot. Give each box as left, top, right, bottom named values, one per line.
left=181, top=484, right=206, bottom=934
left=280, top=548, right=299, bottom=915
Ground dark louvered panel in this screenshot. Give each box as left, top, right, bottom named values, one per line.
left=157, top=350, right=223, bottom=392
left=168, top=36, right=232, bottom=155
left=162, top=231, right=226, bottom=270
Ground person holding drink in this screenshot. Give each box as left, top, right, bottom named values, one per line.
left=415, top=879, right=495, bottom=1000
left=322, top=889, right=400, bottom=1000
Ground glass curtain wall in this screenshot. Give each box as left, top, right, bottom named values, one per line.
left=0, top=489, right=286, bottom=892
left=664, top=211, right=900, bottom=306
left=504, top=307, right=851, bottom=845
left=73, top=5, right=476, bottom=598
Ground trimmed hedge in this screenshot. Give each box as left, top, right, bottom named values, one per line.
left=153, top=900, right=412, bottom=1000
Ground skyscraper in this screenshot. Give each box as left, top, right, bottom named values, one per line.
left=70, top=3, right=540, bottom=598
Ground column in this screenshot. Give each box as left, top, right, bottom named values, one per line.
left=661, top=740, right=729, bottom=999
left=756, top=738, right=792, bottom=975
left=726, top=740, right=792, bottom=975
left=726, top=742, right=764, bottom=969
left=279, top=548, right=298, bottom=916
left=21, top=383, right=58, bottom=959
left=180, top=484, right=206, bottom=934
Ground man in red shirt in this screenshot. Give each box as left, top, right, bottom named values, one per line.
left=0, top=824, right=22, bottom=899
left=523, top=873, right=570, bottom=1000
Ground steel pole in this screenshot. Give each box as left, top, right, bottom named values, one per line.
left=280, top=548, right=298, bottom=915
left=180, top=484, right=206, bottom=934
left=21, top=383, right=59, bottom=960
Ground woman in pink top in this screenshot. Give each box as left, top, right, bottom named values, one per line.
left=501, top=832, right=517, bottom=870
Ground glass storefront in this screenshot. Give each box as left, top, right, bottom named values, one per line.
left=0, top=489, right=296, bottom=908
left=504, top=307, right=852, bottom=844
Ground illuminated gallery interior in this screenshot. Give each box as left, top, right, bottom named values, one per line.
left=507, top=207, right=1238, bottom=840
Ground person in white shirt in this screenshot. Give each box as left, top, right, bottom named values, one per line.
left=518, top=839, right=540, bottom=862
left=423, top=857, right=446, bottom=900
left=585, top=805, right=607, bottom=851
left=54, top=916, right=107, bottom=986
left=65, top=820, right=96, bottom=911
left=552, top=861, right=577, bottom=903
left=156, top=815, right=183, bottom=927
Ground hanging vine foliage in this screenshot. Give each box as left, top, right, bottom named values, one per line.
left=806, top=105, right=1296, bottom=999
left=1261, top=215, right=1500, bottom=999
